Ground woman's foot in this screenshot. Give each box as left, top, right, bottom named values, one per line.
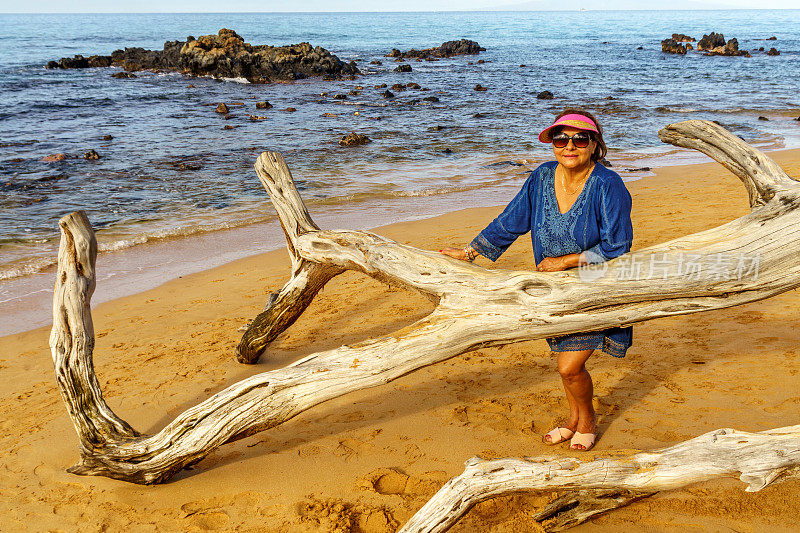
left=570, top=431, right=596, bottom=451
left=542, top=426, right=575, bottom=445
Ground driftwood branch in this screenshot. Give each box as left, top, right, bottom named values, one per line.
left=400, top=426, right=800, bottom=532
left=49, top=120, right=800, bottom=489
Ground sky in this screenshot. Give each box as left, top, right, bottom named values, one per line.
left=0, top=0, right=797, bottom=12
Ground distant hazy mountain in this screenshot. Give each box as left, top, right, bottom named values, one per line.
left=482, top=0, right=744, bottom=10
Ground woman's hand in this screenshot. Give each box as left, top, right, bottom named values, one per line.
left=440, top=247, right=471, bottom=261
left=536, top=256, right=567, bottom=272
left=537, top=253, right=586, bottom=272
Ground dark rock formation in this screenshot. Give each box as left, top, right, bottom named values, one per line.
left=671, top=33, right=695, bottom=42
left=661, top=39, right=687, bottom=54
left=423, top=96, right=440, bottom=102
left=83, top=150, right=101, bottom=160
left=390, top=83, right=406, bottom=91
left=767, top=48, right=780, bottom=56
left=697, top=32, right=726, bottom=51
left=111, top=71, right=137, bottom=79
left=474, top=84, right=487, bottom=92
left=47, top=29, right=359, bottom=83
left=758, top=116, right=769, bottom=121
left=284, top=107, right=297, bottom=112
left=536, top=90, right=554, bottom=100
left=766, top=36, right=777, bottom=40
left=174, top=161, right=203, bottom=171
left=395, top=64, right=412, bottom=72
left=369, top=60, right=382, bottom=65
left=102, top=135, right=114, bottom=141
left=255, top=101, right=272, bottom=109
left=406, top=82, right=421, bottom=89
left=473, top=112, right=486, bottom=118
left=333, top=94, right=347, bottom=100
left=338, top=133, right=371, bottom=146
left=686, top=43, right=694, bottom=51
left=381, top=90, right=394, bottom=98
left=374, top=83, right=387, bottom=89
left=215, top=103, right=229, bottom=114
left=386, top=39, right=485, bottom=59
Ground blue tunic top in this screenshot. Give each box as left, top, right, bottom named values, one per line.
left=469, top=161, right=634, bottom=357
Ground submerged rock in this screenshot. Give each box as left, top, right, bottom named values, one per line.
left=386, top=39, right=485, bottom=59
left=255, top=101, right=272, bottom=109
left=381, top=90, right=394, bottom=98
left=215, top=103, right=229, bottom=114
left=338, top=133, right=371, bottom=146
left=767, top=48, right=780, bottom=56
left=395, top=64, right=412, bottom=72
left=474, top=84, right=487, bottom=92
left=536, top=90, right=554, bottom=100
left=83, top=149, right=101, bottom=160
left=41, top=153, right=68, bottom=162
left=48, top=28, right=359, bottom=83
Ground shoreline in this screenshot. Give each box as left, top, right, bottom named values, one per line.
left=4, top=144, right=800, bottom=337
left=2, top=148, right=800, bottom=531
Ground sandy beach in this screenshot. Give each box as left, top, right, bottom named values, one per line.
left=2, top=150, right=800, bottom=532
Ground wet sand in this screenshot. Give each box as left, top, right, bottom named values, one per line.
left=1, top=150, right=800, bottom=532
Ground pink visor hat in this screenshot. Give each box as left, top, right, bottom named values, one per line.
left=538, top=114, right=599, bottom=143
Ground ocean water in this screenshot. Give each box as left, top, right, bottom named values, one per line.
left=1, top=10, right=799, bottom=332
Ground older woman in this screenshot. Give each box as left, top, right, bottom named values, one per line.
left=441, top=109, right=633, bottom=451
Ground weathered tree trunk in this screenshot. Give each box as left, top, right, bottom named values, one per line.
left=49, top=120, right=800, bottom=489
left=400, top=426, right=800, bottom=532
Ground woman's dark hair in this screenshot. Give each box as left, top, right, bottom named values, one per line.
left=553, top=108, right=607, bottom=163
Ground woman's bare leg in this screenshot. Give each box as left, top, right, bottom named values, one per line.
left=557, top=349, right=596, bottom=446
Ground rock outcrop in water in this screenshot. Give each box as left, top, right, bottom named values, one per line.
left=661, top=32, right=750, bottom=57
left=46, top=29, right=359, bottom=83
left=386, top=39, right=485, bottom=59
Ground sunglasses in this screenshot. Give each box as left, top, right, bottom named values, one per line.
left=552, top=132, right=593, bottom=149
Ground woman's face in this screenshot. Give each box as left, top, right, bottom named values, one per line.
left=552, top=126, right=596, bottom=172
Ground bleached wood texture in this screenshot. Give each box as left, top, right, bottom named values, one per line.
left=49, top=120, right=800, bottom=485
left=400, top=426, right=800, bottom=532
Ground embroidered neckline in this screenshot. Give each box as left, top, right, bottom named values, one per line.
left=552, top=164, right=595, bottom=216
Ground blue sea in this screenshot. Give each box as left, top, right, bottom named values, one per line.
left=1, top=10, right=799, bottom=333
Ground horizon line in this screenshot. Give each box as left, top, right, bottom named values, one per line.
left=2, top=7, right=799, bottom=14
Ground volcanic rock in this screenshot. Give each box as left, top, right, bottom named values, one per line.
left=374, top=84, right=387, bottom=89
left=697, top=32, right=726, bottom=51
left=111, top=71, right=137, bottom=78
left=338, top=133, right=371, bottom=146
left=395, top=64, right=412, bottom=72
left=423, top=96, right=440, bottom=102
left=284, top=107, right=297, bottom=112
left=83, top=150, right=101, bottom=160
left=390, top=83, right=406, bottom=91
left=103, top=135, right=114, bottom=141
left=386, top=39, right=485, bottom=59
left=255, top=101, right=272, bottom=109
left=381, top=90, right=394, bottom=98
left=333, top=94, right=348, bottom=100
left=48, top=28, right=359, bottom=83
left=406, top=82, right=421, bottom=89
left=766, top=36, right=777, bottom=40
left=767, top=48, right=780, bottom=56
left=474, top=84, right=487, bottom=92
left=671, top=33, right=695, bottom=42
left=661, top=39, right=687, bottom=54
left=536, top=90, right=554, bottom=100
left=215, top=103, right=229, bottom=114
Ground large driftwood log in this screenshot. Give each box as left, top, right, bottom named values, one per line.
left=50, top=120, right=800, bottom=488
left=400, top=426, right=800, bottom=532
